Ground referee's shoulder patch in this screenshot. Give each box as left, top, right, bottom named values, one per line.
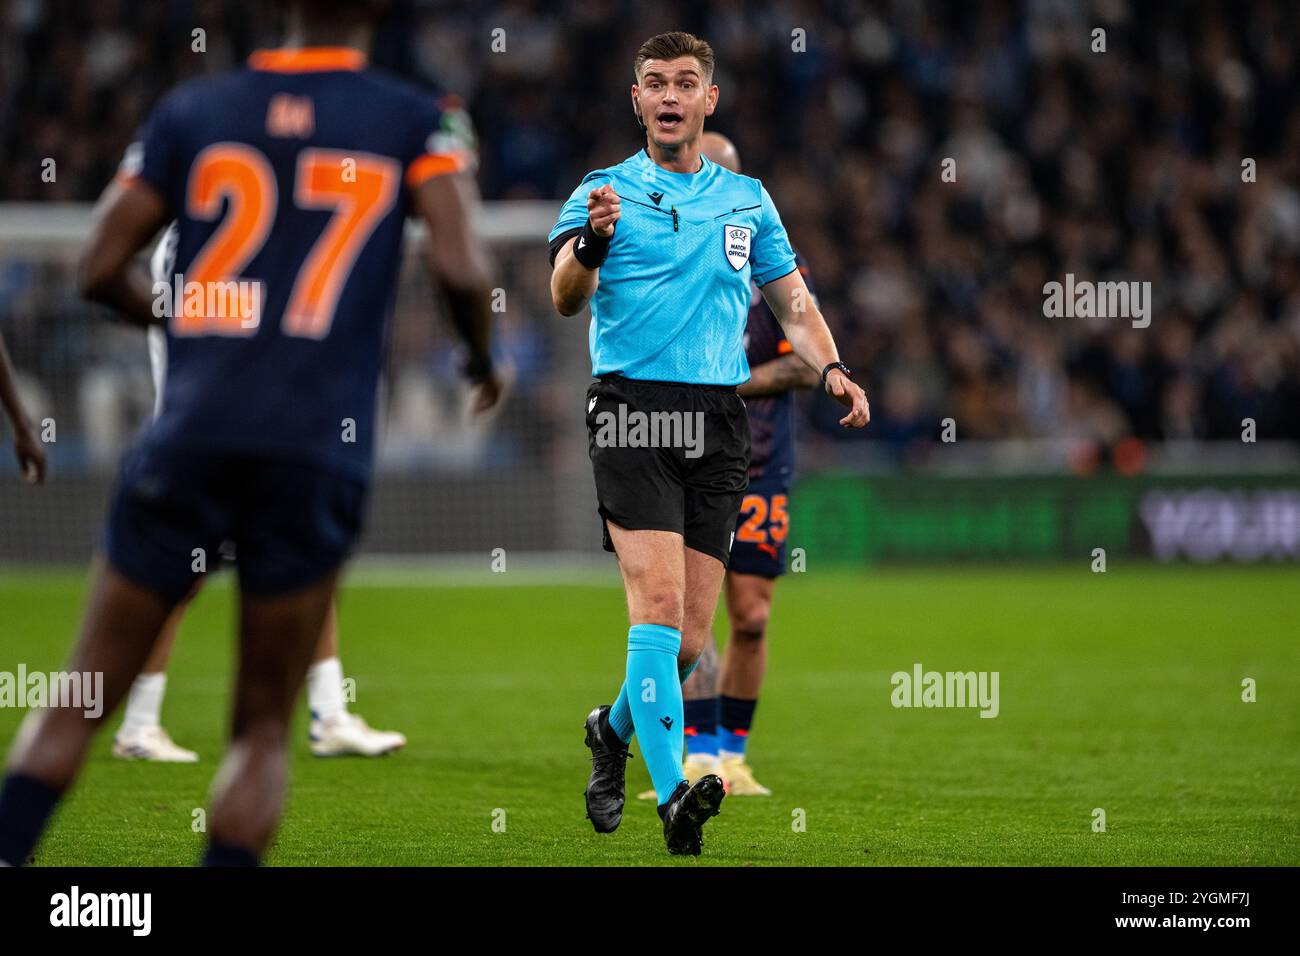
left=724, top=223, right=752, bottom=271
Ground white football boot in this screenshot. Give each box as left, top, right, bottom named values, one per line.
left=720, top=755, right=771, bottom=796
left=310, top=712, right=407, bottom=757
left=112, top=725, right=199, bottom=763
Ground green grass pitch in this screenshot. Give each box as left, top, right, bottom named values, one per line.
left=0, top=563, right=1296, bottom=866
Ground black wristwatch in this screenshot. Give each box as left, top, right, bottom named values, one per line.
left=821, top=361, right=852, bottom=388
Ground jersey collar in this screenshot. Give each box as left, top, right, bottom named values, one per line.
left=248, top=47, right=367, bottom=73
left=640, top=146, right=708, bottom=177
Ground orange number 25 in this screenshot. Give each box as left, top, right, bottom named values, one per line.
left=737, top=493, right=789, bottom=545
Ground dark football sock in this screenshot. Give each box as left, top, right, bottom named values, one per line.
left=202, top=841, right=260, bottom=867
left=683, top=697, right=719, bottom=758
left=718, top=695, right=757, bottom=757
left=0, top=773, right=62, bottom=866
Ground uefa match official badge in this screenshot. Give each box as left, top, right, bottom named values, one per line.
left=724, top=224, right=752, bottom=270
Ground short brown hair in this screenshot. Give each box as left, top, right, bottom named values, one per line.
left=634, top=32, right=715, bottom=83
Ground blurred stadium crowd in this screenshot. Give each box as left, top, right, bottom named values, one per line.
left=2, top=0, right=1299, bottom=472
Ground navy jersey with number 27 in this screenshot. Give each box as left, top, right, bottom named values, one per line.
left=120, top=46, right=474, bottom=482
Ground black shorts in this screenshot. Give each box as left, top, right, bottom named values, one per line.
left=105, top=445, right=368, bottom=603
left=586, top=374, right=750, bottom=565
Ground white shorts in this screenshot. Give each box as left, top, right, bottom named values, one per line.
left=147, top=223, right=179, bottom=417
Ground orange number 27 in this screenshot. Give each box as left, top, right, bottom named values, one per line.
left=181, top=143, right=399, bottom=338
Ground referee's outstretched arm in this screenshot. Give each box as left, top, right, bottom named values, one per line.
left=760, top=269, right=871, bottom=428
left=551, top=184, right=620, bottom=316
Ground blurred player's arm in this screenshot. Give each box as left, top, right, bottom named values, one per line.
left=0, top=333, right=45, bottom=483
left=411, top=171, right=503, bottom=412
left=759, top=269, right=869, bottom=427
left=737, top=352, right=820, bottom=398
left=77, top=179, right=170, bottom=328
left=550, top=184, right=620, bottom=316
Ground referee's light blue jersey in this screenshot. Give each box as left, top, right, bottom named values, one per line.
left=550, top=148, right=797, bottom=385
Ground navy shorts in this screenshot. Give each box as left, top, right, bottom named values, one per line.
left=727, top=480, right=790, bottom=579
left=105, top=445, right=368, bottom=603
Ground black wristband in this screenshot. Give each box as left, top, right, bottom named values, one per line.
left=821, top=361, right=851, bottom=388
left=572, top=218, right=612, bottom=270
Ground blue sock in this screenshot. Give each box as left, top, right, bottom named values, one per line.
left=684, top=697, right=719, bottom=758
left=609, top=682, right=634, bottom=743
left=608, top=648, right=700, bottom=744
left=719, top=695, right=757, bottom=757
left=625, top=624, right=686, bottom=804
left=0, top=773, right=61, bottom=866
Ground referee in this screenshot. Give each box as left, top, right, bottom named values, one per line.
left=549, top=31, right=869, bottom=856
